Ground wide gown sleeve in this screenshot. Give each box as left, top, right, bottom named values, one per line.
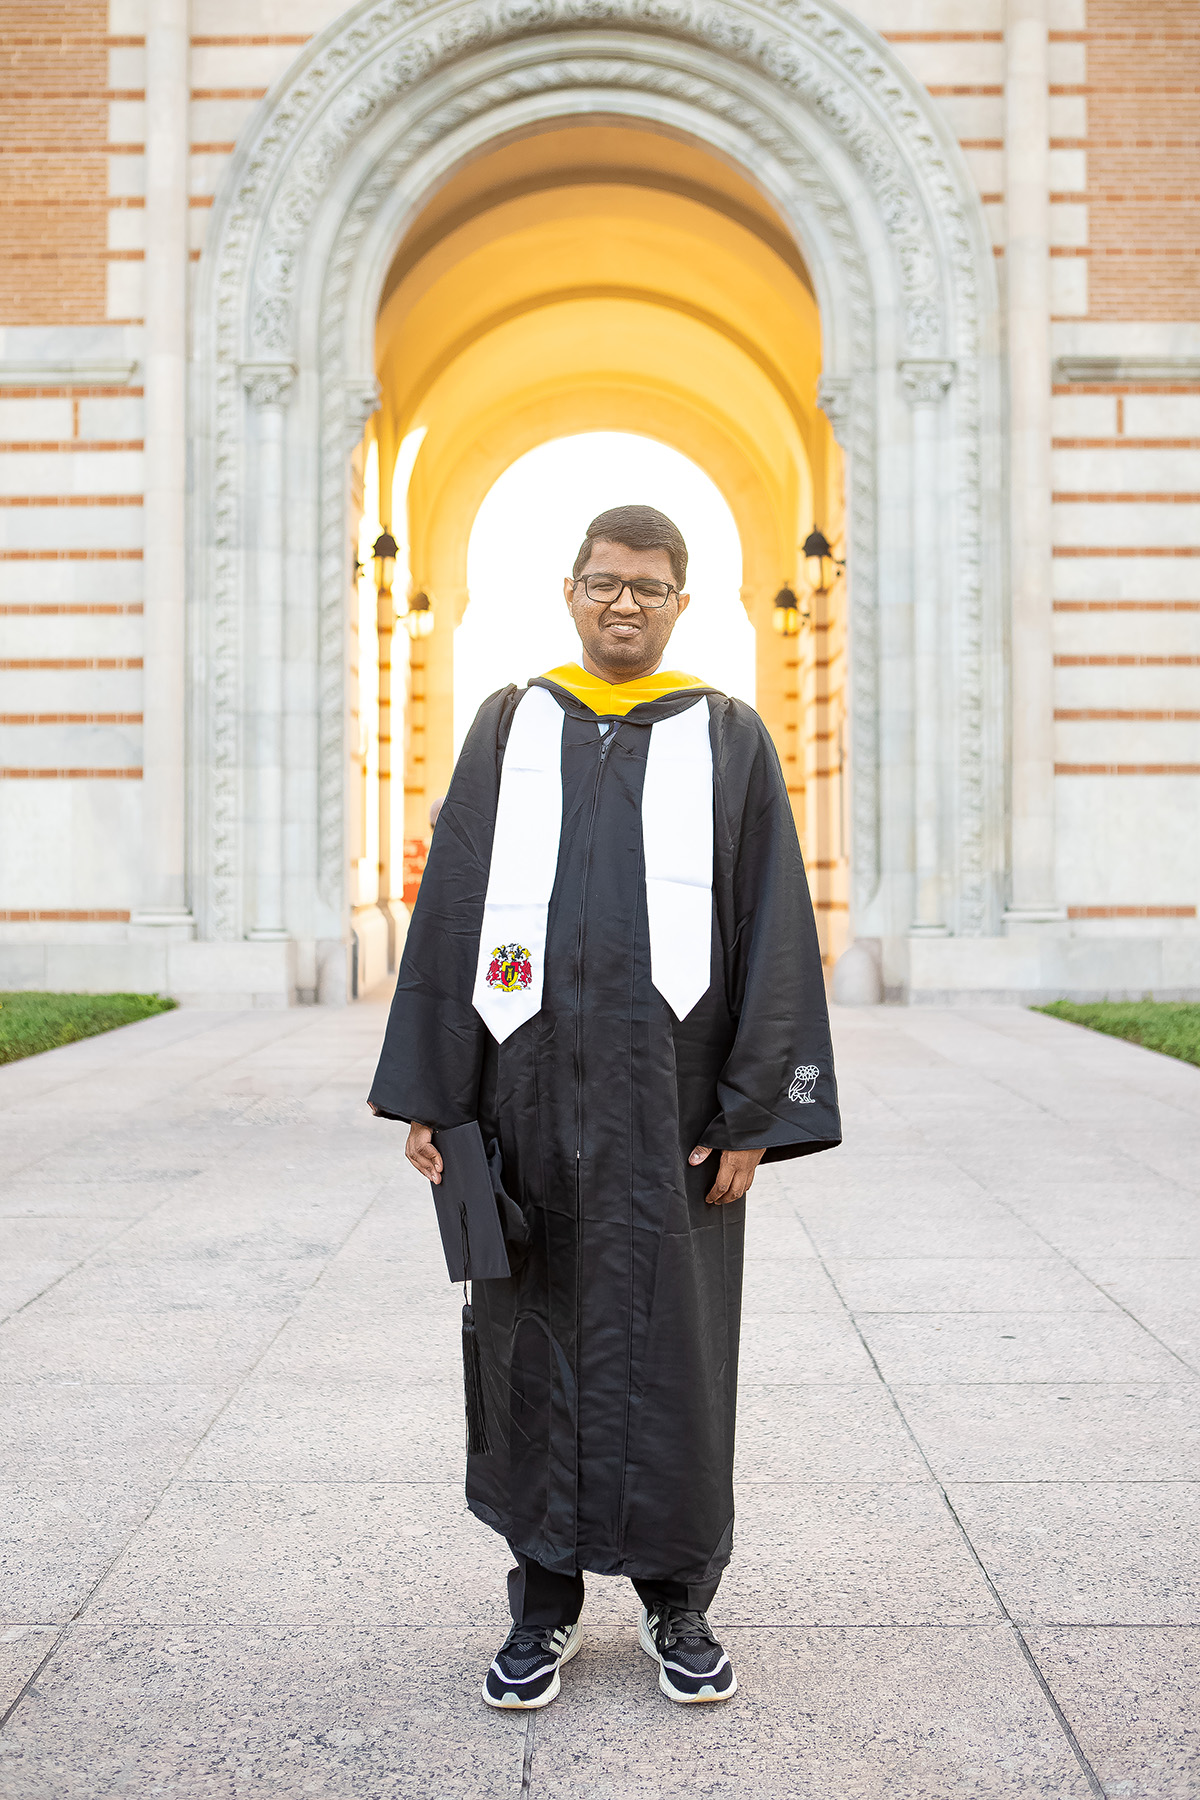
left=698, top=702, right=842, bottom=1163
left=367, top=687, right=515, bottom=1127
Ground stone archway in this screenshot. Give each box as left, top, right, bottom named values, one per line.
left=190, top=0, right=1002, bottom=1003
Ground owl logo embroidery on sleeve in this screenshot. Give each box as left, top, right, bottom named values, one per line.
left=788, top=1064, right=819, bottom=1105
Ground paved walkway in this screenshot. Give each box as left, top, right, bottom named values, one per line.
left=1, top=1000, right=1198, bottom=1798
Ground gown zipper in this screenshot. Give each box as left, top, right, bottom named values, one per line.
left=574, top=724, right=617, bottom=1164
left=571, top=722, right=617, bottom=1552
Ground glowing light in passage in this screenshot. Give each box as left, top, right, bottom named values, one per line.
left=389, top=426, right=428, bottom=602
left=456, top=432, right=753, bottom=754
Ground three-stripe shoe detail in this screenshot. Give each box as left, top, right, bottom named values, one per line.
left=482, top=1619, right=582, bottom=1709
left=638, top=1605, right=737, bottom=1703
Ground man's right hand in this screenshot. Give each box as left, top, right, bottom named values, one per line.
left=405, top=1121, right=443, bottom=1184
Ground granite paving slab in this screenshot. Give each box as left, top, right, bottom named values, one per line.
left=798, top=1195, right=1049, bottom=1258
left=0, top=1177, right=200, bottom=1220
left=949, top=1483, right=1200, bottom=1625
left=0, top=1311, right=286, bottom=1385
left=181, top=1378, right=465, bottom=1482
left=526, top=1626, right=1093, bottom=1799
left=999, top=1193, right=1200, bottom=1261
left=0, top=1383, right=230, bottom=1483
left=737, top=1310, right=878, bottom=1382
left=29, top=1253, right=334, bottom=1316
left=739, top=1257, right=843, bottom=1313
left=854, top=1310, right=1188, bottom=1384
left=717, top=1482, right=999, bottom=1625
left=734, top=1382, right=929, bottom=1482
left=1025, top=1627, right=1200, bottom=1799
left=1087, top=1258, right=1200, bottom=1314
left=826, top=1255, right=1119, bottom=1314
left=0, top=1626, right=528, bottom=1800
left=1, top=1484, right=159, bottom=1622
left=895, top=1382, right=1200, bottom=1482
left=86, top=1481, right=515, bottom=1627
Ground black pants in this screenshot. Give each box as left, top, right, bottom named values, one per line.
left=507, top=1548, right=722, bottom=1630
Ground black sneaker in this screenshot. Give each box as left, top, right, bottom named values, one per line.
left=638, top=1604, right=737, bottom=1703
left=482, top=1619, right=582, bottom=1709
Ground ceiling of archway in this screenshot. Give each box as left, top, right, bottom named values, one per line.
left=378, top=121, right=815, bottom=305
left=372, top=119, right=829, bottom=607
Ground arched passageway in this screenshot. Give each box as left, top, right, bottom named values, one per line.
left=348, top=119, right=849, bottom=987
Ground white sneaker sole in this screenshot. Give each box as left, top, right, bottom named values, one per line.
left=637, top=1610, right=738, bottom=1704
left=482, top=1621, right=583, bottom=1710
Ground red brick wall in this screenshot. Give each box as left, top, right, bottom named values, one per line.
left=0, top=2, right=109, bottom=325
left=1086, top=0, right=1200, bottom=320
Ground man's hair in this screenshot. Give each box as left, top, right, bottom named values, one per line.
left=572, top=504, right=688, bottom=590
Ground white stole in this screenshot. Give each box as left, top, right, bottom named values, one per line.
left=471, top=685, right=564, bottom=1043
left=472, top=688, right=713, bottom=1042
left=641, top=698, right=714, bottom=1020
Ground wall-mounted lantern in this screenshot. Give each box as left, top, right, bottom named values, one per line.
left=372, top=529, right=398, bottom=594
left=801, top=527, right=845, bottom=593
left=772, top=582, right=804, bottom=638
left=405, top=590, right=434, bottom=639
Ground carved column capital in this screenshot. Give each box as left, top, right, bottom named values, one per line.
left=341, top=375, right=382, bottom=446
left=817, top=375, right=853, bottom=445
left=899, top=358, right=956, bottom=407
left=241, top=360, right=297, bottom=409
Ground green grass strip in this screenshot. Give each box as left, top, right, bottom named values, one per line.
left=0, top=991, right=177, bottom=1066
left=1035, top=999, right=1200, bottom=1071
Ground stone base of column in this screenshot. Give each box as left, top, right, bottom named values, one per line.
left=908, top=923, right=950, bottom=938
left=831, top=939, right=883, bottom=1006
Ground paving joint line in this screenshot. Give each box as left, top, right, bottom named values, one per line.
left=845, top=1042, right=1200, bottom=1385
left=1, top=1034, right=390, bottom=1328
left=520, top=1712, right=536, bottom=1795
left=790, top=1198, right=1108, bottom=1800
left=0, top=1052, right=400, bottom=1739
left=920, top=1086, right=1200, bottom=1388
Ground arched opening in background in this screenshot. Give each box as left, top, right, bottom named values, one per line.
left=350, top=117, right=848, bottom=989
left=456, top=432, right=753, bottom=755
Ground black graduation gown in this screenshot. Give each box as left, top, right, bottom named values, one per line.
left=369, top=678, right=840, bottom=1585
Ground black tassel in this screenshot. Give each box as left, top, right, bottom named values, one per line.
left=462, top=1295, right=491, bottom=1456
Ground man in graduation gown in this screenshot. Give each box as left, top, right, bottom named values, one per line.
left=369, top=504, right=840, bottom=1710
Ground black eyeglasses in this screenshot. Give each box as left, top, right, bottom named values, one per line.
left=571, top=573, right=677, bottom=610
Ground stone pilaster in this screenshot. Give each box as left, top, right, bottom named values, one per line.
left=241, top=362, right=297, bottom=942
left=1005, top=0, right=1064, bottom=924
left=900, top=358, right=955, bottom=936
left=131, top=0, right=193, bottom=935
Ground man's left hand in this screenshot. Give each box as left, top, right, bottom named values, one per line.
left=688, top=1144, right=766, bottom=1205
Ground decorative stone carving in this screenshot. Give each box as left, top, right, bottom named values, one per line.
left=899, top=358, right=955, bottom=407
left=240, top=360, right=297, bottom=408
left=340, top=376, right=382, bottom=446
left=191, top=0, right=1001, bottom=947
left=243, top=0, right=953, bottom=373
left=816, top=375, right=852, bottom=445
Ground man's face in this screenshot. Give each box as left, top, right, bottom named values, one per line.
left=563, top=539, right=690, bottom=683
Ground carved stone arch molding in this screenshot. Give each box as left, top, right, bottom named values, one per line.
left=191, top=0, right=1003, bottom=959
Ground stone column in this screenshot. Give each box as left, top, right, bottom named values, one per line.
left=132, top=0, right=193, bottom=931
left=241, top=363, right=296, bottom=941
left=1006, top=0, right=1062, bottom=920
left=901, top=358, right=955, bottom=935
left=376, top=581, right=395, bottom=961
